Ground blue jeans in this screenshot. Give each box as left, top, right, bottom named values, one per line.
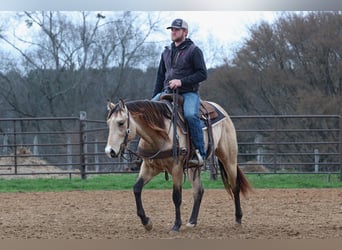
left=152, top=91, right=206, bottom=158
left=182, top=92, right=206, bottom=158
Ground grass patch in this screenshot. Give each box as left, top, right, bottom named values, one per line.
left=247, top=173, right=342, bottom=188
left=0, top=172, right=341, bottom=193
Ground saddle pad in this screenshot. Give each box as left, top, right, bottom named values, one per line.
left=200, top=101, right=218, bottom=120
left=177, top=102, right=226, bottom=134
left=200, top=103, right=226, bottom=128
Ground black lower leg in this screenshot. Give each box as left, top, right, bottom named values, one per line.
left=171, top=185, right=182, bottom=231
left=133, top=178, right=150, bottom=226
left=233, top=185, right=243, bottom=224
left=188, top=186, right=204, bottom=225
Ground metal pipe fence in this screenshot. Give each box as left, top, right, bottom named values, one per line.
left=0, top=114, right=341, bottom=180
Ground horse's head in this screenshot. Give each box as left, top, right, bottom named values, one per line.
left=105, top=99, right=132, bottom=158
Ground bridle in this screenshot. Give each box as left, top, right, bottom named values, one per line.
left=107, top=106, right=131, bottom=158
left=119, top=110, right=131, bottom=157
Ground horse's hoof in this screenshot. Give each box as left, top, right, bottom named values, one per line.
left=143, top=218, right=153, bottom=231
left=235, top=221, right=242, bottom=227
left=169, top=225, right=181, bottom=233
left=169, top=229, right=180, bottom=234
left=186, top=222, right=196, bottom=228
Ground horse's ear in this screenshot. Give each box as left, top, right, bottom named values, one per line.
left=118, top=99, right=126, bottom=110
left=107, top=100, right=116, bottom=111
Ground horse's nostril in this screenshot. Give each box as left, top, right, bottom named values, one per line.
left=110, top=149, right=116, bottom=158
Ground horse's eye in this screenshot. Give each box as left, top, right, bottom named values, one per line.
left=118, top=121, right=125, bottom=127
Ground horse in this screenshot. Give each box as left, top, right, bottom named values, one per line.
left=105, top=98, right=252, bottom=232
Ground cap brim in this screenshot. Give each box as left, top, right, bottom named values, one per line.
left=166, top=26, right=185, bottom=29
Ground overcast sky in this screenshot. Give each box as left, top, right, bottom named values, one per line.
left=1, top=11, right=281, bottom=62
left=153, top=11, right=281, bottom=66
left=158, top=11, right=280, bottom=45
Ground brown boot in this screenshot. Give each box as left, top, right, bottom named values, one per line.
left=188, top=149, right=204, bottom=167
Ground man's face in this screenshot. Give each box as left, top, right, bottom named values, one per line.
left=170, top=28, right=187, bottom=43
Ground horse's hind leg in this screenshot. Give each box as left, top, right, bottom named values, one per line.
left=232, top=170, right=242, bottom=224
left=186, top=167, right=204, bottom=227
left=217, top=158, right=243, bottom=225
left=216, top=131, right=245, bottom=224
left=133, top=162, right=154, bottom=231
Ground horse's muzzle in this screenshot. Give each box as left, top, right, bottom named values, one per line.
left=110, top=149, right=116, bottom=158
left=105, top=145, right=118, bottom=158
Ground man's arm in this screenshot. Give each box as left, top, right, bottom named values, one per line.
left=153, top=54, right=166, bottom=98
left=180, top=47, right=207, bottom=87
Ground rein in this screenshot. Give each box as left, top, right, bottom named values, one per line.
left=137, top=117, right=174, bottom=160
left=172, top=89, right=180, bottom=164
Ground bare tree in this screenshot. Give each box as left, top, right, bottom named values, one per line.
left=202, top=11, right=342, bottom=116
left=97, top=12, right=160, bottom=99
left=0, top=11, right=161, bottom=119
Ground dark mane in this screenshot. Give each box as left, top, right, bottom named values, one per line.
left=107, top=100, right=172, bottom=140
left=107, top=100, right=172, bottom=139
left=126, top=100, right=172, bottom=139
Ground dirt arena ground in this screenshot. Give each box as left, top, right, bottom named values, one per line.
left=0, top=189, right=341, bottom=239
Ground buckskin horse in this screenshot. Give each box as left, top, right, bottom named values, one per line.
left=105, top=98, right=252, bottom=232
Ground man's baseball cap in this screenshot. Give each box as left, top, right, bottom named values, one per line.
left=167, top=18, right=188, bottom=30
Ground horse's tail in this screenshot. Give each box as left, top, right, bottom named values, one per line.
left=218, top=160, right=233, bottom=198
left=218, top=160, right=252, bottom=198
left=236, top=165, right=253, bottom=197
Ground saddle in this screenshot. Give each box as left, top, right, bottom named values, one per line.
left=159, top=93, right=225, bottom=165
left=159, top=94, right=219, bottom=125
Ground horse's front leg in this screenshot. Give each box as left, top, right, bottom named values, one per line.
left=133, top=164, right=154, bottom=231
left=186, top=167, right=204, bottom=227
left=171, top=183, right=182, bottom=232
left=171, top=169, right=183, bottom=232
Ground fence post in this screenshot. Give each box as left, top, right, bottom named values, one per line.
left=95, top=139, right=99, bottom=172
left=33, top=135, right=38, bottom=155
left=13, top=120, right=17, bottom=175
left=314, top=149, right=319, bottom=173
left=273, top=117, right=278, bottom=173
left=255, top=134, right=264, bottom=164
left=339, top=115, right=342, bottom=181
left=67, top=137, right=73, bottom=172
left=2, top=134, right=8, bottom=154
left=80, top=111, right=87, bottom=180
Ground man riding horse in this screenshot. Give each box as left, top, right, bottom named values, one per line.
left=105, top=18, right=252, bottom=232
left=152, top=18, right=207, bottom=167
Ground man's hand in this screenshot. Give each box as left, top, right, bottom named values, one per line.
left=168, top=79, right=182, bottom=89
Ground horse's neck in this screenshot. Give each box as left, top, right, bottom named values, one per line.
left=132, top=115, right=169, bottom=147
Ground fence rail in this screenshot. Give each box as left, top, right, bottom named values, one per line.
left=0, top=113, right=341, bottom=180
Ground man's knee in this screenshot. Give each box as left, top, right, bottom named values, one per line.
left=184, top=111, right=198, bottom=122
left=151, top=93, right=161, bottom=101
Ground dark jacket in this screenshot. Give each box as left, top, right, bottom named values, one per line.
left=153, top=38, right=207, bottom=96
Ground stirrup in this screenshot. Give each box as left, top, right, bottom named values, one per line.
left=188, top=149, right=204, bottom=167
